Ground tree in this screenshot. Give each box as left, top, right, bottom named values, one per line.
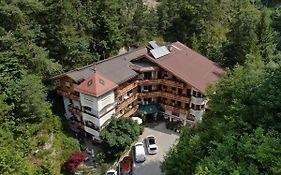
left=161, top=57, right=281, bottom=174
left=8, top=73, right=52, bottom=124
left=257, top=9, right=277, bottom=63
left=100, top=117, right=143, bottom=159
left=222, top=7, right=261, bottom=67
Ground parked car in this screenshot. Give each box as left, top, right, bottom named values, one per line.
left=118, top=156, right=133, bottom=175
left=106, top=169, right=117, bottom=175
left=134, top=142, right=146, bottom=162
left=146, top=135, right=158, bottom=154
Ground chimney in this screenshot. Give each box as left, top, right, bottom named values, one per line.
left=91, top=64, right=97, bottom=73
left=167, top=45, right=173, bottom=52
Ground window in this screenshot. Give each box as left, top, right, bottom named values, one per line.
left=84, top=106, right=92, bottom=111
left=127, top=90, right=133, bottom=96
left=172, top=111, right=179, bottom=117
left=99, top=79, right=105, bottom=85
left=178, top=89, right=182, bottom=95
left=187, top=115, right=195, bottom=121
left=192, top=90, right=197, bottom=96
left=101, top=95, right=109, bottom=102
left=84, top=97, right=94, bottom=102
left=187, top=89, right=191, bottom=96
left=87, top=80, right=93, bottom=86
left=191, top=103, right=195, bottom=109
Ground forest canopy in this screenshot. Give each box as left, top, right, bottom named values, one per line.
left=1, top=0, right=281, bottom=174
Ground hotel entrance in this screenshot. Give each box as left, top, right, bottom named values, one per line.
left=137, top=104, right=161, bottom=123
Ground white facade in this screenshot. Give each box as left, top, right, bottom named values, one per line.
left=79, top=90, right=116, bottom=140
left=73, top=100, right=81, bottom=109
left=190, top=109, right=205, bottom=122
left=191, top=96, right=208, bottom=105
left=63, top=97, right=72, bottom=119
left=80, top=91, right=115, bottom=115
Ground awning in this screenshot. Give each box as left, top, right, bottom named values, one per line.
left=138, top=104, right=161, bottom=115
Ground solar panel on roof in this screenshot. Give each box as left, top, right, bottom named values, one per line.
left=150, top=46, right=170, bottom=59
left=149, top=41, right=159, bottom=49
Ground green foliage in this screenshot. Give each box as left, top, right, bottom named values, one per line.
left=157, top=0, right=280, bottom=67
left=161, top=58, right=281, bottom=174
left=100, top=117, right=143, bottom=159
left=0, top=145, right=33, bottom=175
left=222, top=6, right=260, bottom=67
left=9, top=73, right=52, bottom=124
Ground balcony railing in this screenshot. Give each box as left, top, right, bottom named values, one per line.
left=190, top=109, right=205, bottom=119
left=138, top=79, right=162, bottom=85
left=161, top=92, right=190, bottom=103
left=138, top=91, right=162, bottom=98
left=161, top=79, right=185, bottom=88
left=116, top=94, right=138, bottom=112
left=162, top=104, right=189, bottom=116
left=57, top=89, right=80, bottom=101
left=85, top=122, right=100, bottom=131
left=116, top=82, right=138, bottom=98
left=84, top=125, right=100, bottom=136
left=68, top=104, right=82, bottom=115
left=191, top=96, right=208, bottom=105
left=71, top=120, right=84, bottom=129
left=115, top=78, right=187, bottom=98
left=122, top=105, right=139, bottom=118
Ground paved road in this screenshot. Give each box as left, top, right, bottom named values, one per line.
left=133, top=122, right=179, bottom=175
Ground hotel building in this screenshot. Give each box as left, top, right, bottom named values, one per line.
left=52, top=41, right=224, bottom=141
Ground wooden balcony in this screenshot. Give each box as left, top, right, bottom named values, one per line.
left=162, top=79, right=185, bottom=88
left=71, top=120, right=84, bottom=129
left=57, top=89, right=80, bottom=101
left=115, top=79, right=188, bottom=99
left=162, top=104, right=189, bottom=116
left=138, top=79, right=185, bottom=88
left=116, top=82, right=138, bottom=98
left=138, top=91, right=162, bottom=98
left=137, top=79, right=162, bottom=85
left=68, top=104, right=82, bottom=116
left=122, top=105, right=139, bottom=118
left=116, top=94, right=138, bottom=112
left=162, top=92, right=190, bottom=103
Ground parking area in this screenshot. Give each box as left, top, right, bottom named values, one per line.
left=133, top=122, right=179, bottom=175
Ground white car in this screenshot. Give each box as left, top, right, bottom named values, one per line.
left=106, top=169, right=117, bottom=175
left=134, top=142, right=146, bottom=162
left=146, top=135, right=158, bottom=154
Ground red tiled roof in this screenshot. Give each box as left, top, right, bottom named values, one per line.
left=74, top=71, right=118, bottom=97
left=146, top=42, right=225, bottom=92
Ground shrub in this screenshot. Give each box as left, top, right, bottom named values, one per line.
left=62, top=151, right=86, bottom=173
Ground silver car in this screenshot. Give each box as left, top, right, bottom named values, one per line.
left=146, top=135, right=158, bottom=154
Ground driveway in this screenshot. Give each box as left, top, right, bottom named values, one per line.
left=133, top=122, right=179, bottom=175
